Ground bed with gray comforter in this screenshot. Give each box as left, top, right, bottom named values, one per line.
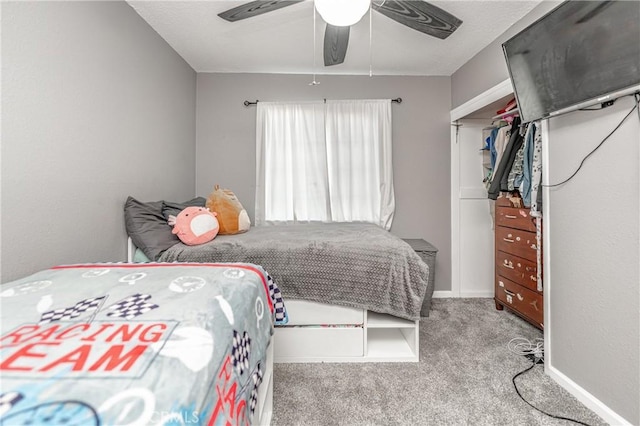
left=159, top=223, right=431, bottom=321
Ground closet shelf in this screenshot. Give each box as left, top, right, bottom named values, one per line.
left=492, top=107, right=519, bottom=120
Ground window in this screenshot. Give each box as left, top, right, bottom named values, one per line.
left=255, top=99, right=394, bottom=229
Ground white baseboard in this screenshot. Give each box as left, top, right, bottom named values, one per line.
left=547, top=363, right=632, bottom=425
left=459, top=290, right=493, bottom=298
left=432, top=291, right=453, bottom=298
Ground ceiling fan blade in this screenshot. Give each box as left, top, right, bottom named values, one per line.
left=218, top=0, right=304, bottom=22
left=324, top=24, right=350, bottom=66
left=373, top=0, right=462, bottom=39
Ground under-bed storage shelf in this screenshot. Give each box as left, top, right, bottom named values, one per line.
left=366, top=329, right=416, bottom=360
left=365, top=312, right=418, bottom=362
left=274, top=301, right=419, bottom=363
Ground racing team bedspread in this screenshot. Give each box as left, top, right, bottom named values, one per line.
left=0, top=262, right=287, bottom=425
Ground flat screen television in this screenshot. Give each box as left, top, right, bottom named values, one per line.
left=502, top=0, right=640, bottom=123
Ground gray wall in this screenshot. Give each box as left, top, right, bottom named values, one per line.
left=450, top=1, right=639, bottom=423
left=451, top=1, right=560, bottom=109
left=196, top=73, right=452, bottom=291
left=546, top=97, right=639, bottom=424
left=1, top=1, right=197, bottom=282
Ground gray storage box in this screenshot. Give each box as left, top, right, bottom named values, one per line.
left=403, top=239, right=438, bottom=317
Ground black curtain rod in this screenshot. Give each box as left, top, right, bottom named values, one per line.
left=243, top=98, right=402, bottom=107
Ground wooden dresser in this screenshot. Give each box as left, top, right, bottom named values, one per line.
left=494, top=195, right=543, bottom=329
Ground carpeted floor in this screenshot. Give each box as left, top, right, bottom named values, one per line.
left=271, top=298, right=605, bottom=426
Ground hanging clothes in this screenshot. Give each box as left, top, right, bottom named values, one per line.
left=499, top=124, right=525, bottom=192
left=521, top=122, right=538, bottom=207
left=488, top=126, right=499, bottom=169
left=490, top=125, right=511, bottom=181
left=530, top=125, right=543, bottom=217
left=507, top=128, right=527, bottom=192
left=488, top=117, right=523, bottom=200
left=507, top=123, right=532, bottom=192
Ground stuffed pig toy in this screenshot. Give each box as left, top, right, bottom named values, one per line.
left=170, top=206, right=219, bottom=245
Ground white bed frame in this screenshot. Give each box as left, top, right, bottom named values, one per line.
left=275, top=300, right=419, bottom=363
left=127, top=239, right=419, bottom=364
left=127, top=237, right=139, bottom=263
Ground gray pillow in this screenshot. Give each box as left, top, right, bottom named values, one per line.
left=162, top=197, right=206, bottom=221
left=124, top=196, right=205, bottom=260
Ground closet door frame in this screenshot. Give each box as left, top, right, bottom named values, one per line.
left=449, top=79, right=514, bottom=297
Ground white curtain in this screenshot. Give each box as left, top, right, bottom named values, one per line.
left=325, top=99, right=395, bottom=230
left=255, top=101, right=329, bottom=224
left=255, top=99, right=394, bottom=229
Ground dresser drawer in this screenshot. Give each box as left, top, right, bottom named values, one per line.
left=496, top=206, right=536, bottom=232
left=495, top=276, right=543, bottom=327
left=495, top=227, right=538, bottom=262
left=496, top=250, right=538, bottom=292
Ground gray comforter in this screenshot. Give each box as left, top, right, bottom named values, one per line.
left=160, top=223, right=430, bottom=321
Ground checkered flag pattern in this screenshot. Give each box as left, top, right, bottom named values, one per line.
left=267, top=274, right=287, bottom=324
left=106, top=293, right=158, bottom=320
left=39, top=296, right=106, bottom=324
left=231, top=330, right=251, bottom=376
left=249, top=363, right=263, bottom=415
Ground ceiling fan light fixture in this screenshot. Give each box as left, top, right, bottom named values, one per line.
left=315, top=0, right=370, bottom=27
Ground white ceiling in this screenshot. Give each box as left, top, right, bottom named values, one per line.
left=128, top=0, right=542, bottom=76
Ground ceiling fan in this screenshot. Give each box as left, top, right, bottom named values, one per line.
left=218, top=0, right=463, bottom=66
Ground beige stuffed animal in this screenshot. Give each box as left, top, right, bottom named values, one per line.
left=206, top=184, right=251, bottom=235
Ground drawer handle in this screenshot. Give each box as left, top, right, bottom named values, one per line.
left=503, top=260, right=514, bottom=269
left=503, top=238, right=515, bottom=243
left=503, top=289, right=515, bottom=304
left=505, top=215, right=517, bottom=219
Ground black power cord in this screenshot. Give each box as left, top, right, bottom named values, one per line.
left=544, top=92, right=640, bottom=188
left=512, top=360, right=593, bottom=426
